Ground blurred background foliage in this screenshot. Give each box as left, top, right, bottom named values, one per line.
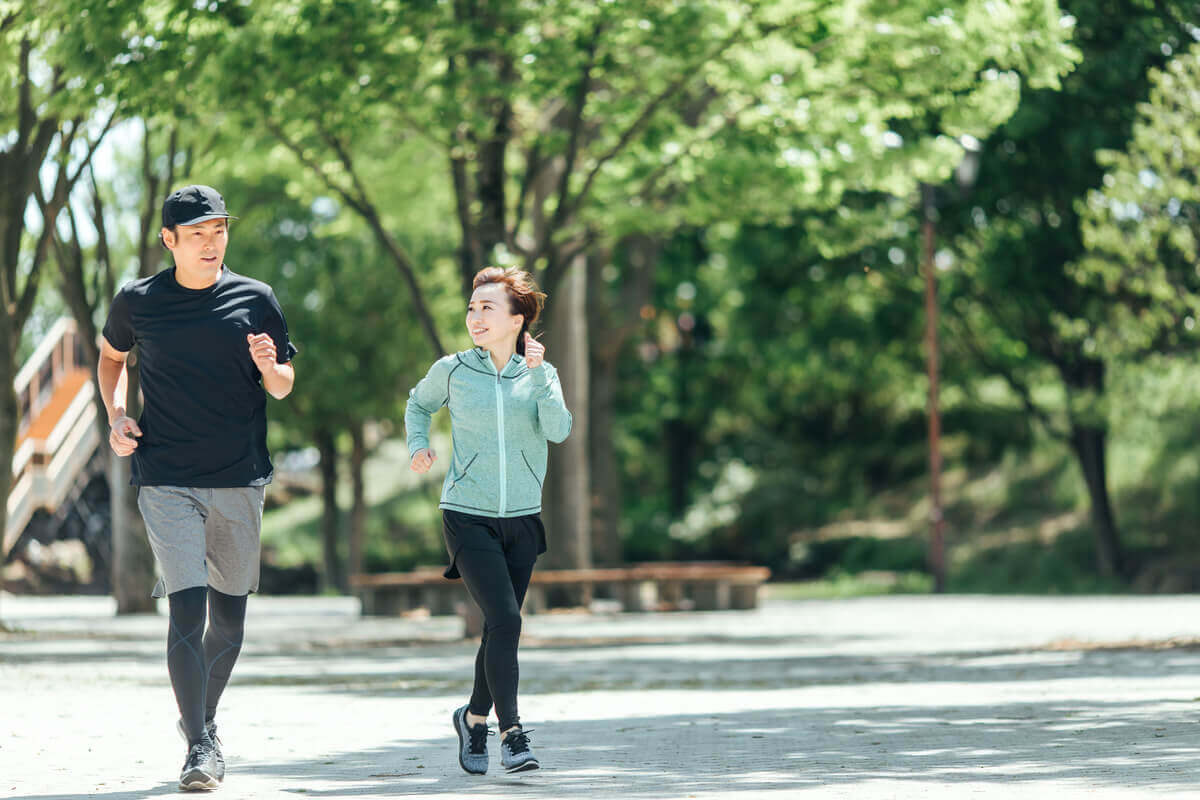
left=5, top=0, right=1200, bottom=598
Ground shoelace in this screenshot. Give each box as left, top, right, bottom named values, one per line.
left=186, top=739, right=215, bottom=768
left=504, top=728, right=534, bottom=755
left=180, top=719, right=221, bottom=751
left=467, top=723, right=492, bottom=755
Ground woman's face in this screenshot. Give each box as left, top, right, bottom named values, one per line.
left=467, top=282, right=523, bottom=350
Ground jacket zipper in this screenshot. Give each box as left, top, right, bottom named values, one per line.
left=495, top=373, right=507, bottom=515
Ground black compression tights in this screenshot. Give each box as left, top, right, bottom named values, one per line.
left=454, top=550, right=534, bottom=732
left=167, top=586, right=248, bottom=746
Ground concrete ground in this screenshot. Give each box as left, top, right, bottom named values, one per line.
left=2, top=591, right=1199, bottom=799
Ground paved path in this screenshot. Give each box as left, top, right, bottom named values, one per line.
left=2, top=592, right=1200, bottom=799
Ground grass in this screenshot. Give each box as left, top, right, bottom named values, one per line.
left=785, top=430, right=1139, bottom=595
left=768, top=572, right=934, bottom=601
left=784, top=357, right=1200, bottom=595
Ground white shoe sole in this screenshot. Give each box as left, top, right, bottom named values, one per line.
left=179, top=771, right=220, bottom=791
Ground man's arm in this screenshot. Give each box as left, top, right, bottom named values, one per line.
left=262, top=361, right=295, bottom=400
left=98, top=337, right=141, bottom=456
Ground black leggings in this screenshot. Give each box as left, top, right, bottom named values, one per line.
left=167, top=586, right=248, bottom=745
left=456, top=549, right=535, bottom=731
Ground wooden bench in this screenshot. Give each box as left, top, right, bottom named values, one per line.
left=350, top=562, right=771, bottom=627
left=351, top=567, right=462, bottom=616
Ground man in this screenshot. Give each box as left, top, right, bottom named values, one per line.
left=98, top=184, right=296, bottom=790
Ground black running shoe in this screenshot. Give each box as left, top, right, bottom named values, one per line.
left=500, top=726, right=539, bottom=773
left=179, top=735, right=221, bottom=791
left=453, top=704, right=490, bottom=774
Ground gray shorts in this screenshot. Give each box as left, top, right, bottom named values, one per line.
left=137, top=485, right=266, bottom=598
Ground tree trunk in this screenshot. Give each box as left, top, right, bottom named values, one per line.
left=664, top=417, right=694, bottom=516
left=348, top=422, right=367, bottom=579
left=110, top=450, right=155, bottom=612
left=586, top=237, right=658, bottom=567
left=109, top=127, right=174, bottom=613
left=541, top=254, right=591, bottom=604
left=52, top=221, right=156, bottom=612
left=586, top=255, right=623, bottom=567
left=315, top=427, right=345, bottom=592
left=1069, top=423, right=1123, bottom=578
left=0, top=335, right=17, bottom=592
left=110, top=353, right=157, bottom=613
left=1059, top=358, right=1123, bottom=578
left=54, top=251, right=107, bottom=441
left=587, top=347, right=622, bottom=567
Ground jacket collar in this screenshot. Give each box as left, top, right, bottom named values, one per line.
left=473, top=347, right=525, bottom=376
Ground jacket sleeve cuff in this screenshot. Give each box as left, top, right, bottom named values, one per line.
left=529, top=364, right=550, bottom=387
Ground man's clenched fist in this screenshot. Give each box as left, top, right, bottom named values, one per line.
left=109, top=415, right=142, bottom=457
left=248, top=332, right=277, bottom=373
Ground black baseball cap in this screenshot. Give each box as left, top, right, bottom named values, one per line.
left=161, top=185, right=237, bottom=227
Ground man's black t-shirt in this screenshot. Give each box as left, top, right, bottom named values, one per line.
left=102, top=266, right=297, bottom=487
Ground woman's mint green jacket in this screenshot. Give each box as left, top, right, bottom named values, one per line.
left=405, top=347, right=572, bottom=518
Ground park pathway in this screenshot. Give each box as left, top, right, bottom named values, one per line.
left=2, top=592, right=1199, bottom=799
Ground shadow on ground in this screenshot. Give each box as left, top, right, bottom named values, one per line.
left=8, top=604, right=1200, bottom=799
left=18, top=699, right=1199, bottom=800
left=10, top=628, right=1200, bottom=695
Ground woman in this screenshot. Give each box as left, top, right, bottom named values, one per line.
left=405, top=266, right=572, bottom=775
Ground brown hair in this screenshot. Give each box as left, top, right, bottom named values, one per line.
left=472, top=267, right=547, bottom=355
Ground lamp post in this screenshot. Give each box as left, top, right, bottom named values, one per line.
left=923, top=136, right=982, bottom=594
left=921, top=181, right=946, bottom=593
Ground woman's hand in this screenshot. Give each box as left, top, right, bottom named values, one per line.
left=410, top=448, right=437, bottom=473
left=524, top=333, right=545, bottom=369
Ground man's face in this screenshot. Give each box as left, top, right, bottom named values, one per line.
left=162, top=218, right=229, bottom=273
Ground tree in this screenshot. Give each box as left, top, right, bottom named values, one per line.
left=1, top=5, right=126, bottom=605
left=1076, top=46, right=1200, bottom=354
left=602, top=217, right=942, bottom=572
left=212, top=0, right=1076, bottom=579
left=211, top=164, right=447, bottom=591
left=934, top=0, right=1198, bottom=577
left=49, top=124, right=183, bottom=612
left=587, top=236, right=658, bottom=565
left=2, top=0, right=255, bottom=613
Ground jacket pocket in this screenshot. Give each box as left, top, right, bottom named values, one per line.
left=521, top=449, right=543, bottom=489
left=448, top=453, right=478, bottom=493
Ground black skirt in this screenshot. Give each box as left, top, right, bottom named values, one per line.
left=441, top=509, right=547, bottom=579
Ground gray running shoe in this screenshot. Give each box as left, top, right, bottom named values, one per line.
left=453, top=704, right=490, bottom=775
left=500, top=726, right=539, bottom=773
left=177, top=720, right=225, bottom=785
left=179, top=735, right=221, bottom=791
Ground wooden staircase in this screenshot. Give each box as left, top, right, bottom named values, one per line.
left=6, top=319, right=103, bottom=560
